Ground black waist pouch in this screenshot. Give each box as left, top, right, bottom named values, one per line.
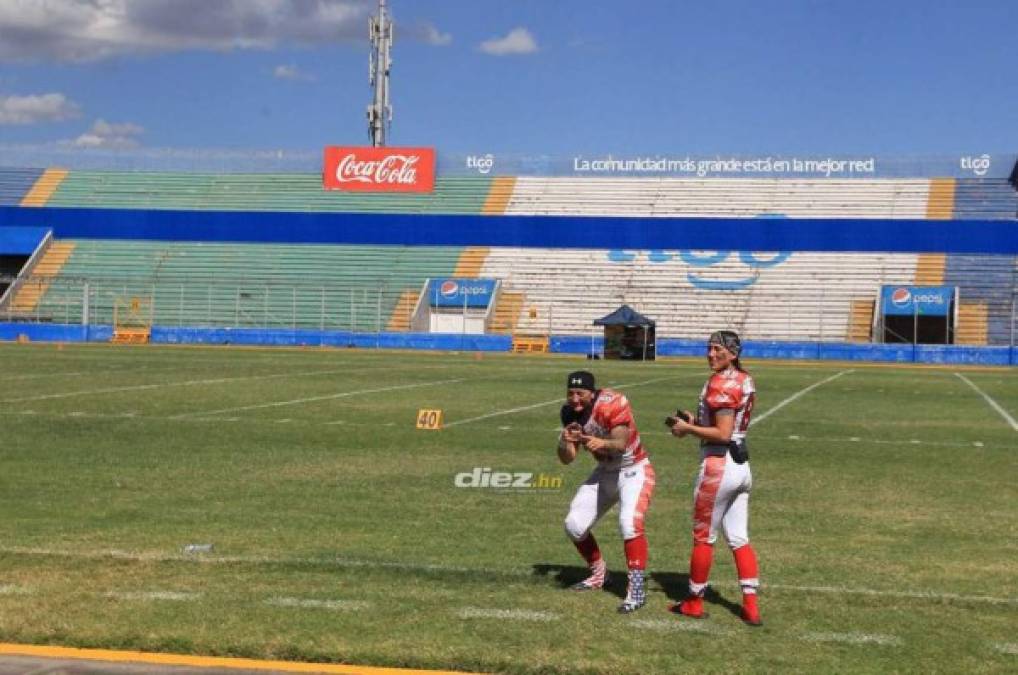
left=729, top=440, right=749, bottom=464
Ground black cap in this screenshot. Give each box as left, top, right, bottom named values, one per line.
left=566, top=370, right=596, bottom=391
left=708, top=330, right=742, bottom=357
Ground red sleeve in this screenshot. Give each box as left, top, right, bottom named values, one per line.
left=705, top=376, right=744, bottom=411
left=596, top=394, right=633, bottom=430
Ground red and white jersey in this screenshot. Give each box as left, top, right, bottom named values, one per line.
left=562, top=388, right=647, bottom=470
left=697, top=367, right=755, bottom=455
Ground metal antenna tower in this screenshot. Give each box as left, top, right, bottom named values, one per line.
left=367, top=0, right=393, bottom=147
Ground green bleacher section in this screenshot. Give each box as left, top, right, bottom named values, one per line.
left=34, top=240, right=464, bottom=330
left=44, top=172, right=493, bottom=213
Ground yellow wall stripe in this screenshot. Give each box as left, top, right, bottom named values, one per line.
left=453, top=246, right=490, bottom=277
left=11, top=241, right=77, bottom=313
left=20, top=168, right=69, bottom=206
left=386, top=289, right=420, bottom=331
left=956, top=302, right=989, bottom=345
left=0, top=643, right=482, bottom=675
left=846, top=299, right=875, bottom=341
left=925, top=177, right=955, bottom=219
left=481, top=176, right=516, bottom=214
left=914, top=253, right=946, bottom=285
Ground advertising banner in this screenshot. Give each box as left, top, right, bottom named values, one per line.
left=447, top=152, right=1017, bottom=180
left=323, top=146, right=435, bottom=192
left=428, top=278, right=497, bottom=308
left=880, top=285, right=955, bottom=316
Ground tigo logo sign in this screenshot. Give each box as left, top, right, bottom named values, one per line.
left=323, top=146, right=436, bottom=192
left=466, top=153, right=495, bottom=174
left=960, top=154, right=991, bottom=177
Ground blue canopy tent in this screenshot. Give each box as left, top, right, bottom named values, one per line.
left=593, top=304, right=656, bottom=360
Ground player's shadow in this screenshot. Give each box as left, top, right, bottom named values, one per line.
left=532, top=564, right=743, bottom=618
left=651, top=570, right=743, bottom=619
left=531, top=563, right=627, bottom=600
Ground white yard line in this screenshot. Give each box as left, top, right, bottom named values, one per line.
left=0, top=545, right=526, bottom=578
left=0, top=367, right=356, bottom=404
left=173, top=377, right=468, bottom=418
left=104, top=591, right=200, bottom=601
left=1, top=371, right=91, bottom=381
left=766, top=583, right=1016, bottom=606
left=753, top=370, right=854, bottom=425
left=635, top=429, right=986, bottom=448
left=0, top=364, right=182, bottom=383
left=800, top=631, right=902, bottom=647
left=4, top=545, right=1015, bottom=607
left=993, top=642, right=1018, bottom=656
left=0, top=408, right=1001, bottom=452
left=628, top=618, right=726, bottom=634
left=457, top=607, right=558, bottom=622
left=444, top=397, right=564, bottom=428
left=709, top=432, right=983, bottom=449
left=955, top=373, right=1018, bottom=432
left=266, top=597, right=368, bottom=611
left=0, top=584, right=31, bottom=595
left=445, top=375, right=686, bottom=428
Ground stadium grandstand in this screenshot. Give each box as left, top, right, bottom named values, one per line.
left=0, top=155, right=1016, bottom=364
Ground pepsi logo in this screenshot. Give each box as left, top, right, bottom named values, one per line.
left=440, top=280, right=459, bottom=297
left=891, top=288, right=911, bottom=306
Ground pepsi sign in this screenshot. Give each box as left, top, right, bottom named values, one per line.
left=880, top=285, right=955, bottom=316
left=428, top=278, right=497, bottom=308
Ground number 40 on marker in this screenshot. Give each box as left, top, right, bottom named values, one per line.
left=416, top=409, right=443, bottom=430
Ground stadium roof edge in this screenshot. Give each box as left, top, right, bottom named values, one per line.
left=2, top=150, right=1017, bottom=180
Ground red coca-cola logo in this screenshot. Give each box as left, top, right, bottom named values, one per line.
left=336, top=154, right=419, bottom=185
left=323, top=146, right=435, bottom=192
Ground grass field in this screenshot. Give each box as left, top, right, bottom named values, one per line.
left=0, top=342, right=1015, bottom=674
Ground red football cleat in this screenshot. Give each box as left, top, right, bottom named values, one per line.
left=741, top=594, right=762, bottom=626
left=669, top=596, right=707, bottom=619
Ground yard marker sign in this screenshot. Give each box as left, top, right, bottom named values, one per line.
left=416, top=409, right=443, bottom=430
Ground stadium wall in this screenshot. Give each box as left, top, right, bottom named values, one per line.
left=2, top=204, right=1014, bottom=364
left=1, top=322, right=1013, bottom=365
left=1, top=206, right=1016, bottom=254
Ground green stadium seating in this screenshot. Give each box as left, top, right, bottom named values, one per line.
left=46, top=172, right=493, bottom=214
left=34, top=240, right=464, bottom=331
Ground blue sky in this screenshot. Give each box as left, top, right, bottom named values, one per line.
left=0, top=0, right=1016, bottom=157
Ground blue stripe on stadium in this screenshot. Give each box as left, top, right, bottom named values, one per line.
left=1, top=206, right=1016, bottom=254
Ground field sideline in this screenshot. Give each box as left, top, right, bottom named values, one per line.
left=0, top=342, right=1015, bottom=674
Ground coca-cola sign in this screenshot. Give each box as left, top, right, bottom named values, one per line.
left=323, top=146, right=436, bottom=192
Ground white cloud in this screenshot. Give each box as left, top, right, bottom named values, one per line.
left=0, top=93, right=81, bottom=124
left=417, top=23, right=452, bottom=46
left=366, top=19, right=450, bottom=47
left=479, top=27, right=538, bottom=56
left=0, top=0, right=367, bottom=63
left=273, top=64, right=315, bottom=81
left=71, top=119, right=145, bottom=149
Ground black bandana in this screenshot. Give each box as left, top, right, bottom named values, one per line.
left=708, top=330, right=742, bottom=357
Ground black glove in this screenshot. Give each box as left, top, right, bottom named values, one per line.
left=664, top=409, right=692, bottom=427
